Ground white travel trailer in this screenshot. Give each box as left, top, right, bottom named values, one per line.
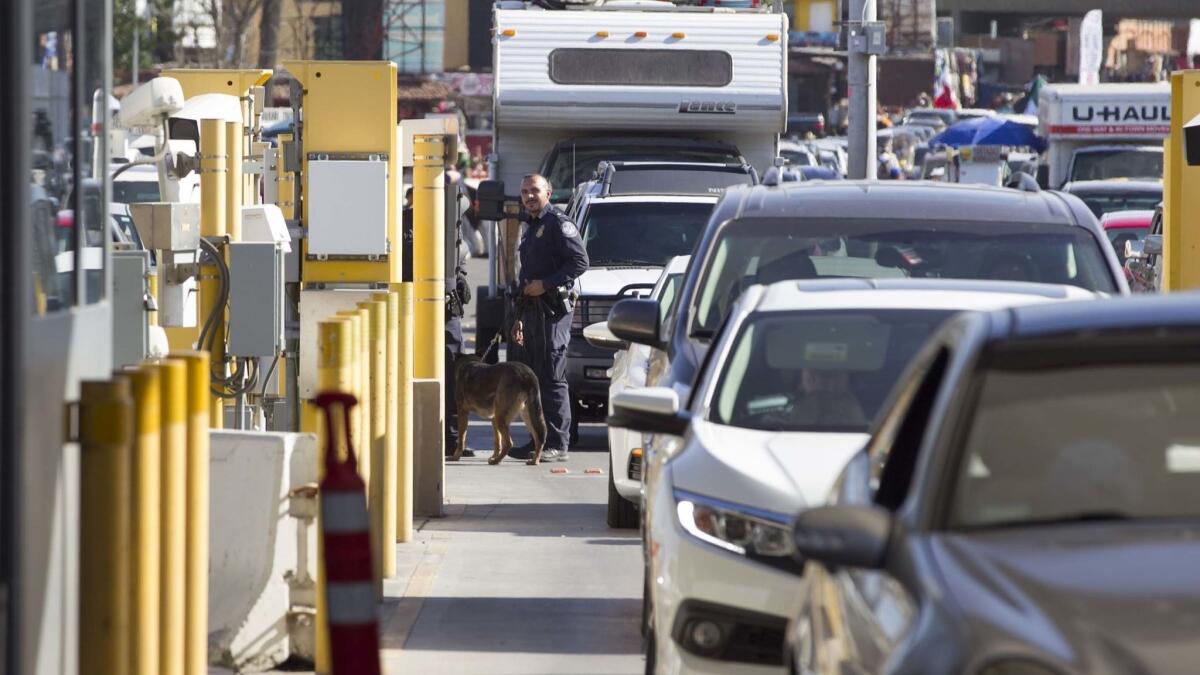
left=478, top=0, right=788, bottom=348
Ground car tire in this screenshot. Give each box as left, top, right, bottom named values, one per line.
left=607, top=455, right=639, bottom=529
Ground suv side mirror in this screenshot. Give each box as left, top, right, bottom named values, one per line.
left=792, top=505, right=892, bottom=569
left=608, top=298, right=662, bottom=350
left=583, top=321, right=627, bottom=351
left=475, top=179, right=506, bottom=220
left=1185, top=112, right=1200, bottom=167
left=1143, top=233, right=1163, bottom=256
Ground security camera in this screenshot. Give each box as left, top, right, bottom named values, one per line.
left=119, top=77, right=185, bottom=129
left=1186, top=112, right=1200, bottom=167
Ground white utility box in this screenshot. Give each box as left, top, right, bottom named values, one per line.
left=306, top=159, right=388, bottom=257
left=129, top=201, right=201, bottom=251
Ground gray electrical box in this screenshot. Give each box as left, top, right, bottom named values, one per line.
left=112, top=250, right=152, bottom=368
left=228, top=242, right=284, bottom=358
left=128, top=202, right=201, bottom=251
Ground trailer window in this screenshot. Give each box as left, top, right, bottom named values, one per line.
left=549, top=49, right=732, bottom=87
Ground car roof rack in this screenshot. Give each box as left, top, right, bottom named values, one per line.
left=594, top=160, right=758, bottom=197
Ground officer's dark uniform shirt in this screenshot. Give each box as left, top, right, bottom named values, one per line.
left=518, top=206, right=589, bottom=348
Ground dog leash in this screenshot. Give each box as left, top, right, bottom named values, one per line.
left=478, top=332, right=502, bottom=362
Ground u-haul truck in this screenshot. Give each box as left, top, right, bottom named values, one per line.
left=476, top=0, right=788, bottom=364
left=1038, top=82, right=1170, bottom=189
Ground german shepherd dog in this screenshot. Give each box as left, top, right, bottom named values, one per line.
left=450, top=354, right=548, bottom=465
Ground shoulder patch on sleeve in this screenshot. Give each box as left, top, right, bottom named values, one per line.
left=560, top=219, right=579, bottom=238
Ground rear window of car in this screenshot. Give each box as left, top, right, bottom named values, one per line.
left=549, top=49, right=733, bottom=87
left=950, top=362, right=1200, bottom=528
left=690, top=218, right=1117, bottom=336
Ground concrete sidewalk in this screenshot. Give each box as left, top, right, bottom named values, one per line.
left=380, top=426, right=644, bottom=675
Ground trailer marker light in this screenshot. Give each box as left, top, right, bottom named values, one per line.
left=671, top=31, right=686, bottom=39
left=765, top=33, right=780, bottom=42
left=595, top=31, right=610, bottom=38
left=634, top=31, right=648, bottom=38
left=500, top=28, right=516, bottom=37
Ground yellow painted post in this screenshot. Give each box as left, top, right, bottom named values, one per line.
left=396, top=282, right=415, bottom=542
left=126, top=366, right=162, bottom=675
left=374, top=290, right=399, bottom=571
left=315, top=318, right=355, bottom=675
left=336, top=309, right=366, bottom=473
left=173, top=351, right=211, bottom=675
left=199, top=119, right=227, bottom=427
left=151, top=359, right=188, bottom=675
left=225, top=120, right=243, bottom=242
left=413, top=134, right=446, bottom=381
left=80, top=378, right=135, bottom=675
left=1164, top=70, right=1200, bottom=291
left=361, top=298, right=389, bottom=592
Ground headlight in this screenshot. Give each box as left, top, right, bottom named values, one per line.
left=675, top=489, right=798, bottom=567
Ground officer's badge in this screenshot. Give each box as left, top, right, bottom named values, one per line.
left=561, top=220, right=579, bottom=238
left=535, top=225, right=545, bottom=238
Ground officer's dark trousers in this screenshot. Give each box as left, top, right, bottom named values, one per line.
left=512, top=305, right=572, bottom=451
left=444, top=317, right=464, bottom=450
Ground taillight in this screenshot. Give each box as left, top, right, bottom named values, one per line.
left=56, top=210, right=74, bottom=228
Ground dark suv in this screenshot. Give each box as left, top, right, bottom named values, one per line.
left=609, top=180, right=1130, bottom=404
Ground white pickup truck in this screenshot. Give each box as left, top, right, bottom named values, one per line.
left=1038, top=82, right=1169, bottom=188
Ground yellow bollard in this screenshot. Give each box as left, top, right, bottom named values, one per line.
left=374, top=290, right=399, bottom=572
left=360, top=298, right=389, bottom=592
left=80, top=378, right=135, bottom=675
left=315, top=318, right=355, bottom=675
left=199, top=118, right=227, bottom=428
left=396, top=282, right=415, bottom=542
left=336, top=308, right=369, bottom=479
left=1164, top=70, right=1200, bottom=291
left=126, top=366, right=162, bottom=675
left=173, top=351, right=211, bottom=675
left=412, top=134, right=446, bottom=382
left=225, top=120, right=243, bottom=243
left=151, top=359, right=188, bottom=675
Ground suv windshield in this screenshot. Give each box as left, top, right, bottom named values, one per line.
left=1070, top=150, right=1162, bottom=182
left=951, top=362, right=1200, bottom=529
left=581, top=201, right=712, bottom=267
left=711, top=309, right=955, bottom=433
left=691, top=219, right=1116, bottom=335
left=545, top=146, right=742, bottom=201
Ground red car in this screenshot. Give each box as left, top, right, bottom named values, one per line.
left=1100, top=209, right=1153, bottom=265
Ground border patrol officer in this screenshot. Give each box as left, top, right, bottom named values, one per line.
left=509, top=173, right=588, bottom=461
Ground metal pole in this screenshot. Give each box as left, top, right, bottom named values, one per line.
left=847, top=0, right=878, bottom=180
left=199, top=119, right=228, bottom=427
left=79, top=378, right=135, bottom=675
left=413, top=134, right=446, bottom=382
left=315, top=317, right=355, bottom=675
left=175, top=351, right=210, bottom=675
left=359, top=297, right=389, bottom=596
left=374, top=290, right=399, bottom=570
left=126, top=366, right=162, bottom=675
left=396, top=282, right=415, bottom=543
left=151, top=358, right=188, bottom=675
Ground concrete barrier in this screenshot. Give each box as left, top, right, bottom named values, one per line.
left=208, top=431, right=317, bottom=672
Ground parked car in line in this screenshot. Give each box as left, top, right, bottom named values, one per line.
left=563, top=161, right=756, bottom=445
left=787, top=293, right=1200, bottom=675
left=1099, top=209, right=1153, bottom=265
left=1060, top=178, right=1162, bottom=219
left=902, top=107, right=956, bottom=129
left=1125, top=203, right=1164, bottom=293
left=584, top=255, right=691, bottom=528
left=610, top=278, right=1096, bottom=675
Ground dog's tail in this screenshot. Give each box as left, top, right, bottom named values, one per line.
left=525, top=383, right=549, bottom=453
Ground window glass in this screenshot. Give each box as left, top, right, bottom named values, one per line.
left=1078, top=194, right=1162, bottom=218
left=580, top=201, right=712, bottom=267
left=951, top=363, right=1200, bottom=528
left=691, top=219, right=1117, bottom=336
left=112, top=179, right=161, bottom=204
left=31, top=7, right=76, bottom=311
left=710, top=310, right=955, bottom=433
left=549, top=49, right=732, bottom=87
left=658, top=273, right=684, bottom=325
left=1070, top=150, right=1163, bottom=183
left=543, top=145, right=743, bottom=203
left=79, top=0, right=109, bottom=303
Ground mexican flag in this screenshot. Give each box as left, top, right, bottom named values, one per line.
left=1020, top=75, right=1048, bottom=116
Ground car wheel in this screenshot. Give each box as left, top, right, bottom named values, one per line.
left=607, top=455, right=639, bottom=529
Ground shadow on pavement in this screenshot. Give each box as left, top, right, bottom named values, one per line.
left=421, top=502, right=640, bottom=539
left=392, top=597, right=642, bottom=654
